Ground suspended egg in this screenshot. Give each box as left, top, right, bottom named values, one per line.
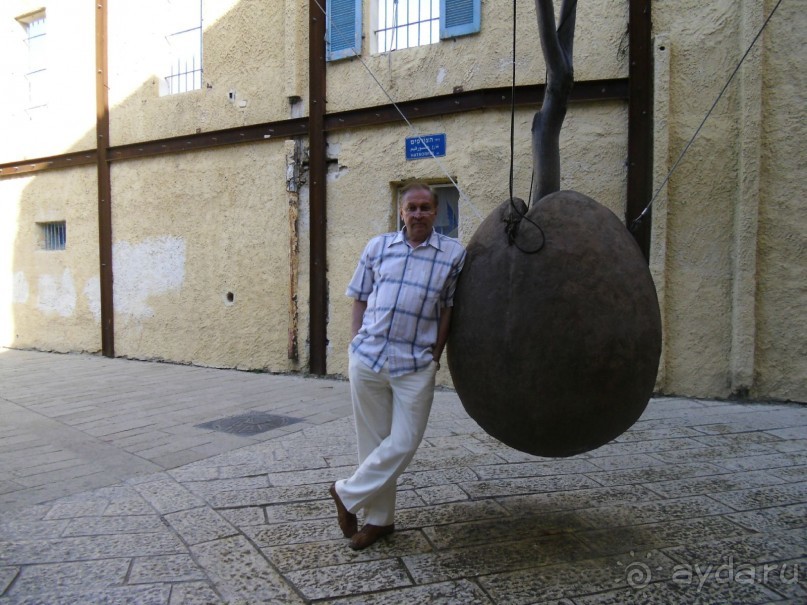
left=447, top=191, right=662, bottom=457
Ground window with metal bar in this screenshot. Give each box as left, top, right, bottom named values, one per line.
left=38, top=221, right=66, bottom=251
left=162, top=0, right=203, bottom=95
left=376, top=0, right=440, bottom=53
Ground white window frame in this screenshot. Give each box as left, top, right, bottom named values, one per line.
left=17, top=9, right=48, bottom=112
left=161, top=0, right=203, bottom=96
left=374, top=0, right=440, bottom=54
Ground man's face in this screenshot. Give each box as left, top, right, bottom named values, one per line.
left=400, top=189, right=437, bottom=244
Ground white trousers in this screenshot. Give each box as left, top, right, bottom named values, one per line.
left=335, top=351, right=437, bottom=526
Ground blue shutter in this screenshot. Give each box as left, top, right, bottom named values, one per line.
left=440, top=0, right=480, bottom=39
left=327, top=0, right=362, bottom=61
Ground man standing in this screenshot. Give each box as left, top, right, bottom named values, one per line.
left=330, top=182, right=466, bottom=550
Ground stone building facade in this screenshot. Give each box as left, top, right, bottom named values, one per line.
left=1, top=0, right=804, bottom=402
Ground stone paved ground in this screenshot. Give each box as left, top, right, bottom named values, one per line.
left=0, top=348, right=805, bottom=604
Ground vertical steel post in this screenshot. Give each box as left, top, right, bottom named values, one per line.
left=627, top=0, right=653, bottom=261
left=309, top=0, right=328, bottom=374
left=96, top=2, right=114, bottom=357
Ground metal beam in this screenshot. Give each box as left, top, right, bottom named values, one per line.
left=627, top=0, right=654, bottom=260
left=308, top=0, right=328, bottom=376
left=96, top=1, right=114, bottom=357
left=0, top=79, right=628, bottom=178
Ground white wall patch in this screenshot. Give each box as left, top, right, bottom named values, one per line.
left=113, top=237, right=186, bottom=318
left=84, top=276, right=101, bottom=323
left=37, top=269, right=77, bottom=317
left=12, top=272, right=29, bottom=304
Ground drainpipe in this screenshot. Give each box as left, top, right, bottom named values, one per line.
left=309, top=0, right=327, bottom=374
left=627, top=0, right=653, bottom=261
left=96, top=2, right=114, bottom=357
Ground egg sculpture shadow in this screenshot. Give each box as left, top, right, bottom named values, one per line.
left=447, top=190, right=662, bottom=457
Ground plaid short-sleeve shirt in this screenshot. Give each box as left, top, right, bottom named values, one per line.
left=346, top=229, right=466, bottom=376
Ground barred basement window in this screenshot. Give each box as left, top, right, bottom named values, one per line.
left=38, top=221, right=66, bottom=250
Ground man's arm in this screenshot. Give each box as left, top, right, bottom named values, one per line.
left=351, top=300, right=368, bottom=339
left=432, top=306, right=452, bottom=366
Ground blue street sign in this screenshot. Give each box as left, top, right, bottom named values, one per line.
left=406, top=133, right=446, bottom=160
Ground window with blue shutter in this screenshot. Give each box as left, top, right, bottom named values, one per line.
left=440, top=0, right=480, bottom=39
left=327, top=0, right=362, bottom=61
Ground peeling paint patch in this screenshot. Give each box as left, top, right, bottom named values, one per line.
left=113, top=237, right=186, bottom=318
left=436, top=67, right=447, bottom=84
left=12, top=272, right=29, bottom=304
left=37, top=269, right=77, bottom=317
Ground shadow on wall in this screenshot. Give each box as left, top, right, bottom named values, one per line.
left=4, top=0, right=297, bottom=364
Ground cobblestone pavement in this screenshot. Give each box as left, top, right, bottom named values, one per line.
left=1, top=348, right=805, bottom=604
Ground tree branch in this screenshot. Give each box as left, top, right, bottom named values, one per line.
left=531, top=0, right=577, bottom=203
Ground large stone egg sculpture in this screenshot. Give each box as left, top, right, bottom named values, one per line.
left=447, top=190, right=662, bottom=457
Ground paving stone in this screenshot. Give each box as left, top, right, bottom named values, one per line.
left=266, top=466, right=347, bottom=487
left=473, top=458, right=601, bottom=480
left=757, top=557, right=806, bottom=601
left=478, top=550, right=677, bottom=605
left=663, top=529, right=807, bottom=568
left=190, top=536, right=302, bottom=604
left=0, top=567, right=19, bottom=595
left=644, top=469, right=787, bottom=499
left=206, top=483, right=327, bottom=508
left=7, top=559, right=130, bottom=594
left=0, top=533, right=185, bottom=565
left=44, top=500, right=109, bottom=520
left=575, top=495, right=734, bottom=528
left=284, top=559, right=412, bottom=601
left=415, top=484, right=469, bottom=505
left=586, top=462, right=729, bottom=487
left=405, top=448, right=506, bottom=472
left=167, top=581, right=222, bottom=604
left=586, top=437, right=706, bottom=457
left=574, top=577, right=783, bottom=604
left=217, top=506, right=266, bottom=527
left=496, top=485, right=663, bottom=515
left=129, top=554, right=208, bottom=584
left=399, top=466, right=478, bottom=489
left=462, top=474, right=601, bottom=499
left=262, top=500, right=332, bottom=523
left=102, top=498, right=155, bottom=516
left=395, top=499, right=507, bottom=531
left=263, top=531, right=431, bottom=572
left=163, top=507, right=238, bottom=545
left=423, top=511, right=589, bottom=550
left=578, top=516, right=751, bottom=557
left=717, top=452, right=807, bottom=472
left=403, top=533, right=591, bottom=583
left=727, top=503, right=807, bottom=532
left=708, top=481, right=807, bottom=511
left=183, top=476, right=270, bottom=499
left=0, top=520, right=69, bottom=540
left=242, top=518, right=345, bottom=546
left=132, top=478, right=206, bottom=514
left=166, top=467, right=220, bottom=483
left=769, top=465, right=807, bottom=482
left=61, top=515, right=165, bottom=537
left=0, top=584, right=172, bottom=605
left=316, top=579, right=493, bottom=605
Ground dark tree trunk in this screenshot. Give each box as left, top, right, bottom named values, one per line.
left=531, top=0, right=577, bottom=204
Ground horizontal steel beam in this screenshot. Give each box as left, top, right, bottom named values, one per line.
left=0, top=78, right=628, bottom=178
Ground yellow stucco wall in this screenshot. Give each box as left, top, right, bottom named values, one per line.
left=1, top=166, right=100, bottom=352
left=1, top=0, right=804, bottom=402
